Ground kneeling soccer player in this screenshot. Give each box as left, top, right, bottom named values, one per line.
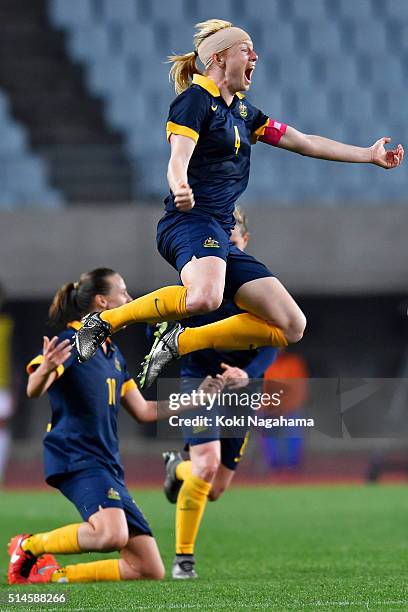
left=8, top=268, right=220, bottom=585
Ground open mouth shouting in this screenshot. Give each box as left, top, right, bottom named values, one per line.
left=244, top=66, right=255, bottom=85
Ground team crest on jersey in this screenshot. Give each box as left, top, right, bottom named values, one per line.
left=107, top=488, right=121, bottom=501
left=203, top=236, right=220, bottom=248
left=239, top=101, right=248, bottom=118
left=114, top=357, right=121, bottom=372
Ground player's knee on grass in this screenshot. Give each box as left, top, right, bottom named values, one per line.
left=121, top=553, right=165, bottom=580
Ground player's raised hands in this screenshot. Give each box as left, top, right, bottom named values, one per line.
left=174, top=181, right=195, bottom=212
left=41, top=336, right=72, bottom=374
left=370, top=138, right=404, bottom=169
left=220, top=362, right=250, bottom=390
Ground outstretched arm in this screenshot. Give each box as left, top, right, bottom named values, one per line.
left=278, top=126, right=404, bottom=168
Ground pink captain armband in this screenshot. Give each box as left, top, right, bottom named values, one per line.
left=258, top=119, right=287, bottom=146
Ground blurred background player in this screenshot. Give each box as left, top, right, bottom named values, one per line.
left=261, top=351, right=309, bottom=472
left=0, top=282, right=14, bottom=485
left=74, top=18, right=403, bottom=390
left=162, top=207, right=278, bottom=579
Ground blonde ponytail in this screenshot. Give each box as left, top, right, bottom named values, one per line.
left=168, top=19, right=233, bottom=94
left=168, top=51, right=200, bottom=95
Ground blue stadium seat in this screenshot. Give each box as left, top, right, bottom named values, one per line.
left=338, top=0, right=376, bottom=19
left=305, top=23, right=344, bottom=54
left=67, top=24, right=111, bottom=63
left=315, top=53, right=360, bottom=88
left=190, top=0, right=237, bottom=23
left=0, top=123, right=28, bottom=153
left=370, top=56, right=403, bottom=86
left=119, top=24, right=157, bottom=57
left=260, top=22, right=298, bottom=55
left=241, top=0, right=281, bottom=21
left=87, top=57, right=128, bottom=95
left=105, top=90, right=149, bottom=131
left=351, top=21, right=389, bottom=54
left=384, top=0, right=408, bottom=20
left=290, top=0, right=328, bottom=20
left=149, top=0, right=187, bottom=23
left=48, top=0, right=93, bottom=27
left=279, top=57, right=315, bottom=90
left=100, top=0, right=137, bottom=24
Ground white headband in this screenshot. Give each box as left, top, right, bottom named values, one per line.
left=197, top=27, right=252, bottom=68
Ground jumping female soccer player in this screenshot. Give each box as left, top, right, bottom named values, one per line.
left=163, top=207, right=278, bottom=579
left=74, top=19, right=403, bottom=389
left=8, top=268, right=220, bottom=585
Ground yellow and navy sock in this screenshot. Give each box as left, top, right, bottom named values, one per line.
left=22, top=524, right=81, bottom=556
left=51, top=559, right=121, bottom=583
left=175, top=471, right=211, bottom=555
left=101, top=286, right=188, bottom=332
left=178, top=312, right=288, bottom=356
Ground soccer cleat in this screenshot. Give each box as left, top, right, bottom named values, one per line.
left=172, top=555, right=198, bottom=579
left=7, top=533, right=36, bottom=584
left=137, top=321, right=183, bottom=390
left=28, top=554, right=60, bottom=584
left=74, top=312, right=112, bottom=362
left=163, top=450, right=183, bottom=503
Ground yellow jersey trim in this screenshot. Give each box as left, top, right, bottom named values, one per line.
left=166, top=121, right=199, bottom=144
left=192, top=74, right=220, bottom=97
left=192, top=74, right=245, bottom=100
left=26, top=354, right=64, bottom=379
left=121, top=378, right=137, bottom=397
left=251, top=118, right=270, bottom=144
left=46, top=423, right=52, bottom=432
left=67, top=320, right=82, bottom=330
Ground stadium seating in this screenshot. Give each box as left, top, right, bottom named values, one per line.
left=0, top=89, right=63, bottom=209
left=47, top=0, right=407, bottom=206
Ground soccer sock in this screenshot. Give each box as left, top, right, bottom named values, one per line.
left=176, top=473, right=211, bottom=555
left=51, top=559, right=121, bottom=583
left=22, top=524, right=81, bottom=557
left=100, top=286, right=188, bottom=331
left=175, top=460, right=192, bottom=481
left=178, top=312, right=288, bottom=356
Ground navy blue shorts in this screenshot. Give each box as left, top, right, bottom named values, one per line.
left=185, top=433, right=250, bottom=471
left=157, top=214, right=273, bottom=299
left=180, top=377, right=249, bottom=471
left=56, top=467, right=152, bottom=537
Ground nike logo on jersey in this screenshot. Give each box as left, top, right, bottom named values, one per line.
left=10, top=552, right=20, bottom=563
left=211, top=105, right=218, bottom=111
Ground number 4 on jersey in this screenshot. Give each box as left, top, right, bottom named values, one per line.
left=234, top=126, right=240, bottom=155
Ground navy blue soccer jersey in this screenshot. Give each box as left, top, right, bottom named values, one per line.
left=26, top=321, right=137, bottom=485
left=164, top=74, right=273, bottom=230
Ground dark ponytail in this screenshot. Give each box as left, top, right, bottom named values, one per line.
left=49, top=267, right=116, bottom=327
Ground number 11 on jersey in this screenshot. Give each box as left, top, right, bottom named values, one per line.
left=106, top=378, right=116, bottom=406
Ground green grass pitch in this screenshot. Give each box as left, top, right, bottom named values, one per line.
left=0, top=485, right=407, bottom=610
